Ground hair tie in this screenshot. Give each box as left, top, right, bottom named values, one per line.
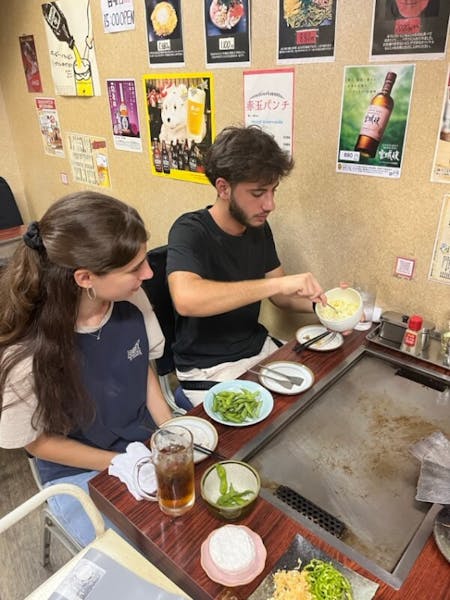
left=23, top=221, right=45, bottom=252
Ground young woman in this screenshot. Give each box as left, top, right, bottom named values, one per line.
left=0, top=191, right=172, bottom=545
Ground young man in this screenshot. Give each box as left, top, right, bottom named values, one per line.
left=167, top=125, right=327, bottom=406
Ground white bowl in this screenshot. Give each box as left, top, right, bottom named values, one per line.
left=315, top=287, right=363, bottom=332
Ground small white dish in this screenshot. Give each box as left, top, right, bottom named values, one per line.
left=296, top=325, right=344, bottom=352
left=162, top=416, right=218, bottom=463
left=258, top=361, right=314, bottom=395
left=204, top=380, right=273, bottom=427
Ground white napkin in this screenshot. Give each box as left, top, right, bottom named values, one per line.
left=108, top=442, right=157, bottom=501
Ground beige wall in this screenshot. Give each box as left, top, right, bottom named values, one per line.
left=0, top=1, right=449, bottom=338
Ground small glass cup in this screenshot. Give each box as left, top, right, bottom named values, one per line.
left=150, top=424, right=195, bottom=517
left=353, top=283, right=377, bottom=331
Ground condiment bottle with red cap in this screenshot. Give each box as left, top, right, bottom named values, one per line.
left=400, top=314, right=423, bottom=355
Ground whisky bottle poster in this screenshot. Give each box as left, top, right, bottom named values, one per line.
left=19, top=35, right=43, bottom=93
left=107, top=79, right=142, bottom=153
left=67, top=133, right=111, bottom=188
left=428, top=194, right=450, bottom=285
left=431, top=67, right=450, bottom=184
left=371, top=0, right=450, bottom=61
left=41, top=0, right=100, bottom=96
left=277, top=0, right=337, bottom=63
left=145, top=0, right=185, bottom=67
left=336, top=64, right=415, bottom=179
left=204, top=0, right=250, bottom=67
left=143, top=72, right=215, bottom=184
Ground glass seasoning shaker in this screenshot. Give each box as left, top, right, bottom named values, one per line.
left=440, top=320, right=450, bottom=356
left=400, top=314, right=423, bottom=355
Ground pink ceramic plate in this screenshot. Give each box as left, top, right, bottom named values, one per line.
left=200, top=525, right=267, bottom=586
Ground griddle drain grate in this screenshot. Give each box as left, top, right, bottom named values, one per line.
left=274, top=485, right=346, bottom=538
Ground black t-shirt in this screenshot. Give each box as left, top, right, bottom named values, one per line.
left=167, top=208, right=280, bottom=370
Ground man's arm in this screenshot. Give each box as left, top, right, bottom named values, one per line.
left=266, top=266, right=317, bottom=312
left=168, top=269, right=325, bottom=318
left=25, top=434, right=117, bottom=471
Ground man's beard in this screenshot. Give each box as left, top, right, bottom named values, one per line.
left=229, top=193, right=264, bottom=229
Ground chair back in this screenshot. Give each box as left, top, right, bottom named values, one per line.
left=141, top=245, right=175, bottom=377
left=0, top=177, right=23, bottom=229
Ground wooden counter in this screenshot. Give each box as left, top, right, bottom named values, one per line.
left=89, top=330, right=449, bottom=599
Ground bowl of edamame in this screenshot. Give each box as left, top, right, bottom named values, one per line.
left=203, top=380, right=274, bottom=426
left=201, top=460, right=260, bottom=521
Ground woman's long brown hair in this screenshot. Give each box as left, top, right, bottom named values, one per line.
left=0, top=192, right=148, bottom=435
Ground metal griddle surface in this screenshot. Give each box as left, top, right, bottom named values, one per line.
left=249, top=353, right=450, bottom=572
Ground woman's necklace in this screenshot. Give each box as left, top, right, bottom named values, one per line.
left=81, top=302, right=110, bottom=341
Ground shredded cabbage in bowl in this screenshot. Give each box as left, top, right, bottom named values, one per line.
left=318, top=299, right=359, bottom=321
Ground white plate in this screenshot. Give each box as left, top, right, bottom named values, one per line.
left=257, top=361, right=314, bottom=395
left=295, top=325, right=344, bottom=352
left=162, top=416, right=218, bottom=463
left=204, top=380, right=274, bottom=427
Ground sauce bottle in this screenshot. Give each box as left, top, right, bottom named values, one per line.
left=400, top=314, right=423, bottom=355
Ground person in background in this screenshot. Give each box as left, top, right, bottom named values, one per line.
left=167, top=125, right=327, bottom=406
left=0, top=192, right=172, bottom=546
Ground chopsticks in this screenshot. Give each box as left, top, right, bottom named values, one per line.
left=293, top=330, right=333, bottom=353
left=193, top=443, right=226, bottom=460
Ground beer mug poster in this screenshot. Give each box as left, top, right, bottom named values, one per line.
left=41, top=0, right=100, bottom=97
left=336, top=64, right=415, bottom=179
left=143, top=72, right=216, bottom=184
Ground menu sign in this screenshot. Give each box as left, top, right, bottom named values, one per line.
left=145, top=0, right=185, bottom=66
left=204, top=0, right=250, bottom=67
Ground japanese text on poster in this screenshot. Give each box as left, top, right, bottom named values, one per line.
left=143, top=72, right=215, bottom=184
left=19, top=35, right=43, bottom=93
left=431, top=68, right=450, bottom=184
left=429, top=194, right=450, bottom=285
left=371, top=0, right=450, bottom=60
left=204, top=0, right=250, bottom=67
left=145, top=0, right=185, bottom=66
left=243, top=68, right=294, bottom=156
left=67, top=133, right=111, bottom=187
left=41, top=0, right=100, bottom=96
left=35, top=98, right=64, bottom=157
left=107, top=79, right=142, bottom=152
left=101, top=0, right=135, bottom=33
left=277, top=0, right=337, bottom=63
left=336, top=64, right=415, bottom=179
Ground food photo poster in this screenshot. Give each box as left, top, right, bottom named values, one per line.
left=243, top=68, right=294, bottom=157
left=370, top=0, right=450, bottom=60
left=41, top=0, right=100, bottom=97
left=145, top=0, right=185, bottom=66
left=277, top=0, right=337, bottom=63
left=204, top=0, right=250, bottom=67
left=431, top=67, right=450, bottom=184
left=143, top=72, right=216, bottom=184
left=336, top=64, right=415, bottom=179
left=35, top=97, right=64, bottom=158
left=106, top=79, right=142, bottom=153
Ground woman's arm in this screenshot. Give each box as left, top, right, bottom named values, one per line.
left=146, top=366, right=173, bottom=425
left=25, top=434, right=117, bottom=471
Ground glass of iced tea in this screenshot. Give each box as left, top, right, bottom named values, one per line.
left=151, top=424, right=195, bottom=517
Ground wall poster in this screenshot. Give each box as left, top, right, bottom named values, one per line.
left=19, top=35, right=43, bottom=93
left=204, top=0, right=250, bottom=67
left=145, top=0, right=185, bottom=66
left=277, top=0, right=337, bottom=63
left=101, top=0, right=135, bottom=33
left=429, top=194, right=450, bottom=285
left=371, top=0, right=450, bottom=60
left=35, top=98, right=64, bottom=157
left=41, top=0, right=100, bottom=96
left=243, top=68, right=294, bottom=157
left=336, top=64, right=415, bottom=179
left=106, top=79, right=142, bottom=152
left=143, top=72, right=215, bottom=184
left=431, top=68, right=450, bottom=184
left=67, top=133, right=111, bottom=187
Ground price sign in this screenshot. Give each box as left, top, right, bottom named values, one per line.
left=101, top=0, right=135, bottom=33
